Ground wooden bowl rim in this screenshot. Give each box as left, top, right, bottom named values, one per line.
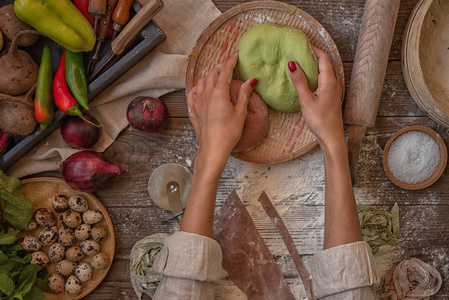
left=382, top=125, right=447, bottom=190
left=21, top=177, right=116, bottom=300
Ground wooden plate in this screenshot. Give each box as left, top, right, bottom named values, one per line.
left=185, top=1, right=345, bottom=164
left=21, top=177, right=115, bottom=300
left=382, top=125, right=448, bottom=190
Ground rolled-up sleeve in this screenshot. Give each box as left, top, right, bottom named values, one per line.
left=307, top=241, right=379, bottom=299
left=152, top=231, right=223, bottom=299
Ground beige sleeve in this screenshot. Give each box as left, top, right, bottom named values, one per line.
left=307, top=241, right=379, bottom=299
left=152, top=231, right=223, bottom=299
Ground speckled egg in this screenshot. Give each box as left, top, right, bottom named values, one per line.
left=34, top=208, right=56, bottom=226
left=61, top=210, right=82, bottom=228
left=75, top=263, right=92, bottom=282
left=52, top=194, right=69, bottom=213
left=30, top=251, right=50, bottom=267
left=48, top=243, right=66, bottom=263
left=58, top=227, right=75, bottom=247
left=68, top=195, right=89, bottom=213
left=91, top=225, right=108, bottom=242
left=65, top=275, right=82, bottom=295
left=82, top=209, right=103, bottom=225
left=56, top=259, right=76, bottom=277
left=20, top=235, right=42, bottom=252
left=48, top=274, right=65, bottom=293
left=91, top=253, right=109, bottom=270
left=25, top=218, right=37, bottom=231
left=37, top=226, right=58, bottom=246
left=80, top=240, right=100, bottom=256
left=66, top=247, right=85, bottom=263
left=74, top=223, right=91, bottom=241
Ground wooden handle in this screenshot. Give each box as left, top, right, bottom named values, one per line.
left=97, top=0, right=118, bottom=41
left=112, top=0, right=134, bottom=26
left=343, top=0, right=401, bottom=127
left=111, top=0, right=164, bottom=55
left=88, top=0, right=107, bottom=17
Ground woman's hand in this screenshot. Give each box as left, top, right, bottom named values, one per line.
left=288, top=47, right=344, bottom=149
left=187, top=52, right=257, bottom=170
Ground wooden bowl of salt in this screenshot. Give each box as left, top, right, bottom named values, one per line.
left=382, top=125, right=447, bottom=190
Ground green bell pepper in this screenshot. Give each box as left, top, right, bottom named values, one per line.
left=65, top=49, right=89, bottom=110
left=14, top=0, right=96, bottom=53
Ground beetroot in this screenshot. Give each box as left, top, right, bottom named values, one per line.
left=60, top=150, right=128, bottom=192
left=126, top=97, right=169, bottom=133
left=61, top=112, right=102, bottom=149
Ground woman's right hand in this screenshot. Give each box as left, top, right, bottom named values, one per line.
left=288, top=47, right=344, bottom=148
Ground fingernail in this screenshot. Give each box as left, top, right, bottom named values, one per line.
left=234, top=49, right=239, bottom=54
left=288, top=61, right=297, bottom=72
left=250, top=78, right=258, bottom=87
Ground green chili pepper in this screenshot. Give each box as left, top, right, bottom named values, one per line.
left=65, top=49, right=89, bottom=110
left=34, top=46, right=54, bottom=131
left=14, top=0, right=96, bottom=53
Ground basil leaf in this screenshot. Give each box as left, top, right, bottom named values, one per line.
left=0, top=273, right=15, bottom=296
left=23, top=286, right=44, bottom=300
left=0, top=171, right=33, bottom=230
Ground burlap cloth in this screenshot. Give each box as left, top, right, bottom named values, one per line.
left=8, top=0, right=221, bottom=178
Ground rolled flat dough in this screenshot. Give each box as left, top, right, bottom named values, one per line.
left=238, top=24, right=318, bottom=112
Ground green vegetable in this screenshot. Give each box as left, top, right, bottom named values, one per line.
left=14, top=0, right=95, bottom=53
left=358, top=203, right=400, bottom=254
left=0, top=231, right=49, bottom=300
left=0, top=170, right=33, bottom=230
left=130, top=233, right=166, bottom=299
left=34, top=45, right=54, bottom=131
left=65, top=49, right=89, bottom=110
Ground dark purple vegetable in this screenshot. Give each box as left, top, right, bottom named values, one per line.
left=60, top=150, right=128, bottom=192
left=61, top=112, right=102, bottom=149
left=126, top=97, right=169, bottom=133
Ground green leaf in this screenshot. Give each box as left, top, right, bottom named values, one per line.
left=21, top=283, right=33, bottom=295
left=0, top=261, right=15, bottom=274
left=0, top=170, right=33, bottom=230
left=23, top=286, right=44, bottom=300
left=0, top=273, right=15, bottom=296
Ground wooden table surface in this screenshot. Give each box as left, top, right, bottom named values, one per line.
left=35, top=0, right=449, bottom=299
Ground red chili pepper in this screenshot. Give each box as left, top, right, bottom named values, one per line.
left=53, top=53, right=99, bottom=127
left=73, top=0, right=114, bottom=38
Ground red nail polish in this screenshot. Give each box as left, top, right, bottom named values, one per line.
left=288, top=61, right=297, bottom=72
left=250, top=78, right=258, bottom=87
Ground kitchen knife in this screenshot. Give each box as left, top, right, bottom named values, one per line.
left=344, top=0, right=401, bottom=184
left=166, top=181, right=184, bottom=216
left=88, top=0, right=164, bottom=81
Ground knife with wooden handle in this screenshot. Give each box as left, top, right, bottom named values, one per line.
left=344, top=0, right=401, bottom=184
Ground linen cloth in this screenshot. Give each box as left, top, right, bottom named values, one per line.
left=152, top=231, right=379, bottom=299
left=7, top=0, right=221, bottom=178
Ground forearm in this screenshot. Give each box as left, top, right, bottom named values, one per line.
left=321, top=137, right=362, bottom=249
left=180, top=151, right=227, bottom=238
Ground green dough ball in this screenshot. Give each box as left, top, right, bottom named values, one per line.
left=237, top=24, right=319, bottom=113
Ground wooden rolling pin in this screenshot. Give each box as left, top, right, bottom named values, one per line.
left=344, top=0, right=401, bottom=183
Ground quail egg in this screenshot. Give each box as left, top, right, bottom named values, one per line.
left=66, top=247, right=85, bottom=263
left=68, top=195, right=89, bottom=213
left=48, top=274, right=65, bottom=293
left=52, top=194, right=69, bottom=213
left=80, top=240, right=100, bottom=256
left=58, top=227, right=75, bottom=247
left=74, top=223, right=91, bottom=241
left=48, top=243, right=66, bottom=263
left=20, top=235, right=41, bottom=252
left=24, top=218, right=37, bottom=231
left=91, top=225, right=107, bottom=242
left=56, top=259, right=76, bottom=277
left=37, top=226, right=58, bottom=246
left=61, top=210, right=82, bottom=228
left=75, top=263, right=92, bottom=282
left=65, top=275, right=82, bottom=295
left=30, top=251, right=50, bottom=267
left=82, top=209, right=103, bottom=225
left=91, top=253, right=109, bottom=270
left=34, top=208, right=56, bottom=226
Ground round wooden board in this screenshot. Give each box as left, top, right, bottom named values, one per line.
left=21, top=177, right=115, bottom=300
left=185, top=1, right=345, bottom=164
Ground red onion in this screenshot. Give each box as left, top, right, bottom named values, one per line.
left=60, top=150, right=128, bottom=192
left=61, top=112, right=102, bottom=149
left=126, top=97, right=169, bottom=133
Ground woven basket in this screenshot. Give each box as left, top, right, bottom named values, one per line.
left=186, top=1, right=345, bottom=164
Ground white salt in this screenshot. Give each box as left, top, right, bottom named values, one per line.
left=387, top=131, right=440, bottom=184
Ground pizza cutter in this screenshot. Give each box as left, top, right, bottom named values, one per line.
left=148, top=163, right=192, bottom=217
